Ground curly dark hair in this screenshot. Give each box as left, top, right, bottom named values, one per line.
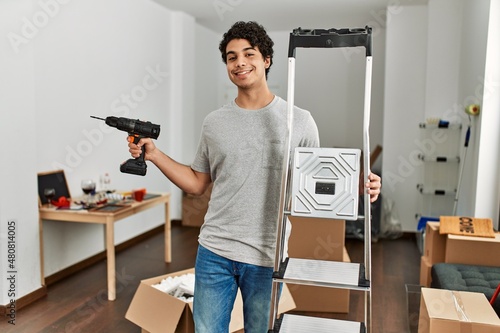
left=219, top=21, right=274, bottom=78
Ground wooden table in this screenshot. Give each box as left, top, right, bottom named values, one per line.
left=39, top=193, right=171, bottom=301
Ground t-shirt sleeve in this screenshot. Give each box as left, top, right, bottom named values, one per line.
left=191, top=123, right=211, bottom=173
left=299, top=113, right=320, bottom=148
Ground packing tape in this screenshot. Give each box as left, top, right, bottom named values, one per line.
left=451, top=291, right=472, bottom=333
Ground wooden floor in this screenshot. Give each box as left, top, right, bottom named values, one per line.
left=0, top=222, right=421, bottom=333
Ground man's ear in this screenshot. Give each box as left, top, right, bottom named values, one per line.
left=264, top=56, right=271, bottom=68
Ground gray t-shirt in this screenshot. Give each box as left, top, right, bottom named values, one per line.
left=191, top=95, right=320, bottom=267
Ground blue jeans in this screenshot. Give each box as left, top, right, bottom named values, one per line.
left=193, top=245, right=274, bottom=333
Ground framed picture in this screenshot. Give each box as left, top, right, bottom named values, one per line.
left=89, top=204, right=129, bottom=213
left=37, top=170, right=71, bottom=206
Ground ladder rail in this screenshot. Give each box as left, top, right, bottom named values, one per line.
left=363, top=54, right=373, bottom=333
left=269, top=57, right=296, bottom=330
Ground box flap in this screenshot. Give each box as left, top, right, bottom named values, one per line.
left=229, top=289, right=244, bottom=332
left=278, top=284, right=296, bottom=314
left=126, top=282, right=187, bottom=333
left=447, top=233, right=500, bottom=243
left=177, top=306, right=195, bottom=333
left=421, top=288, right=500, bottom=326
left=458, top=291, right=500, bottom=325
left=439, top=216, right=495, bottom=238
left=141, top=268, right=195, bottom=285
left=427, top=222, right=440, bottom=231
left=343, top=247, right=351, bottom=262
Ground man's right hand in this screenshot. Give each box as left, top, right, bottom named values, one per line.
left=128, top=137, right=156, bottom=161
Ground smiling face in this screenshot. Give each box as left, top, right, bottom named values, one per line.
left=225, top=38, right=271, bottom=91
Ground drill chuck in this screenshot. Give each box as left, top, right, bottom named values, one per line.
left=105, top=116, right=160, bottom=139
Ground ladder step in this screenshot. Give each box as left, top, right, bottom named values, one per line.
left=274, top=258, right=370, bottom=291
left=284, top=211, right=366, bottom=220
left=270, top=314, right=365, bottom=333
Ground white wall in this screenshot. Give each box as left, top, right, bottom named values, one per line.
left=454, top=0, right=490, bottom=217
left=0, top=0, right=40, bottom=306
left=382, top=5, right=428, bottom=231
left=483, top=0, right=500, bottom=228
left=464, top=0, right=500, bottom=227
left=194, top=25, right=224, bottom=144
left=424, top=0, right=462, bottom=117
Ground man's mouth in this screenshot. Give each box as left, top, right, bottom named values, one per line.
left=234, top=69, right=252, bottom=76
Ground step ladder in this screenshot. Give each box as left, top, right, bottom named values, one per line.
left=268, top=27, right=373, bottom=333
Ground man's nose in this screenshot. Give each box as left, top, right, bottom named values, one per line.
left=235, top=56, right=246, bottom=67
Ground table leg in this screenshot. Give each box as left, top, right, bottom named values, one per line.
left=105, top=221, right=116, bottom=301
left=39, top=217, right=45, bottom=286
left=164, top=201, right=171, bottom=263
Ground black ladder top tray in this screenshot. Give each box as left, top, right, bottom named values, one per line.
left=288, top=26, right=372, bottom=57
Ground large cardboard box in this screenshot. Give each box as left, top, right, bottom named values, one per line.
left=288, top=216, right=345, bottom=262
left=287, top=216, right=349, bottom=313
left=126, top=268, right=296, bottom=333
left=181, top=184, right=212, bottom=227
left=419, top=256, right=432, bottom=287
left=423, top=222, right=446, bottom=264
left=445, top=233, right=500, bottom=267
left=418, top=288, right=500, bottom=333
left=422, top=221, right=500, bottom=267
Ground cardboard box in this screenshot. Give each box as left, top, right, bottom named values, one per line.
left=445, top=233, right=500, bottom=267
left=181, top=184, right=212, bottom=227
left=287, top=217, right=349, bottom=313
left=422, top=221, right=500, bottom=267
left=418, top=288, right=500, bottom=333
left=126, top=268, right=295, bottom=333
left=423, top=222, right=446, bottom=264
left=288, top=216, right=345, bottom=261
left=419, top=256, right=432, bottom=287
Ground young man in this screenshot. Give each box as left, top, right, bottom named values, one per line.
left=128, top=21, right=381, bottom=333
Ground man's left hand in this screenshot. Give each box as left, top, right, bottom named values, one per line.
left=365, top=172, right=381, bottom=203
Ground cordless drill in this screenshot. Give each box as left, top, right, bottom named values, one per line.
left=91, top=116, right=160, bottom=176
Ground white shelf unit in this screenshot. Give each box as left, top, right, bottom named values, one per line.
left=416, top=122, right=462, bottom=223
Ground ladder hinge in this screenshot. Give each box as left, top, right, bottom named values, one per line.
left=358, top=264, right=370, bottom=288
left=273, top=257, right=289, bottom=279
